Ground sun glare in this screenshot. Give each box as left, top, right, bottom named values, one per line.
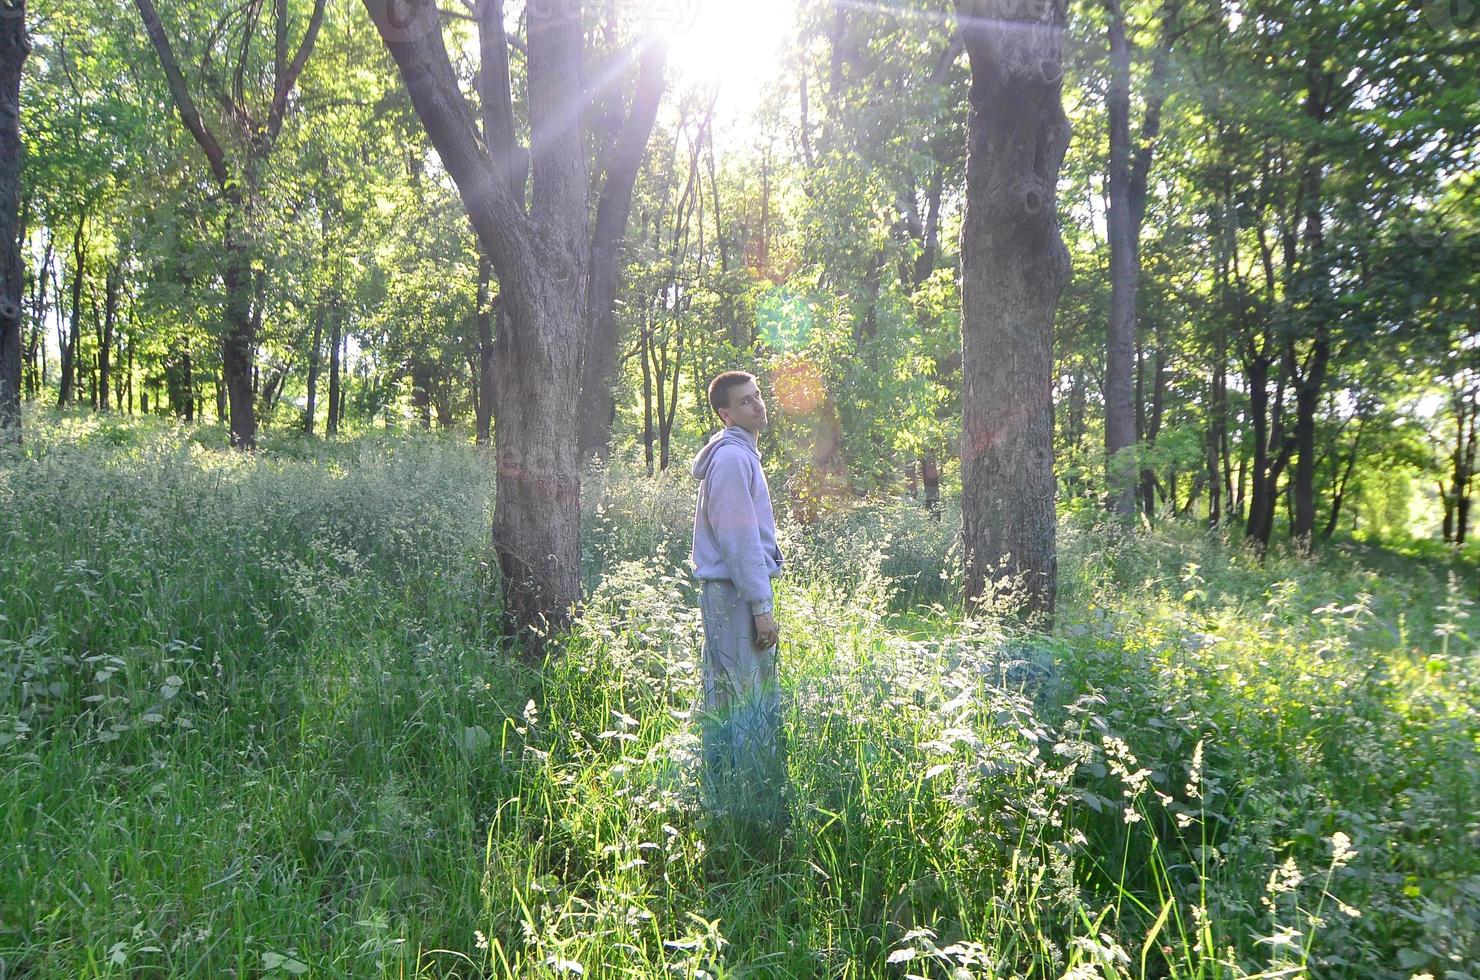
left=657, top=0, right=795, bottom=121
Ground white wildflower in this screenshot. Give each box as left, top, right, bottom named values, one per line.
left=1330, top=831, right=1357, bottom=868
left=1186, top=739, right=1204, bottom=799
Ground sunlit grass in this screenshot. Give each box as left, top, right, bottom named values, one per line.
left=1, top=412, right=1475, bottom=977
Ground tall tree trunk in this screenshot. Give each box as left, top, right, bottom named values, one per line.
left=1290, top=328, right=1329, bottom=553
left=1323, top=412, right=1365, bottom=540
left=658, top=313, right=684, bottom=473
left=1234, top=446, right=1247, bottom=522
left=221, top=226, right=259, bottom=446
left=1207, top=329, right=1227, bottom=527
left=24, top=316, right=37, bottom=399
left=1102, top=0, right=1178, bottom=518
left=1245, top=347, right=1294, bottom=551
left=304, top=210, right=331, bottom=435
left=181, top=341, right=194, bottom=422
left=216, top=214, right=257, bottom=439
left=956, top=0, right=1070, bottom=623
left=491, top=258, right=588, bottom=638
left=475, top=256, right=495, bottom=446
left=922, top=454, right=941, bottom=518
left=58, top=219, right=85, bottom=408
left=641, top=317, right=654, bottom=476
left=336, top=328, right=348, bottom=430
left=304, top=305, right=322, bottom=434
left=0, top=0, right=25, bottom=441
left=24, top=237, right=48, bottom=401
left=1103, top=0, right=1138, bottom=518
left=1288, top=198, right=1330, bottom=554
left=86, top=285, right=98, bottom=408
left=1140, top=322, right=1167, bottom=520
left=125, top=329, right=134, bottom=414
left=326, top=306, right=342, bottom=437
left=1288, top=42, right=1342, bottom=555
left=433, top=387, right=452, bottom=429
left=411, top=359, right=432, bottom=429
left=1449, top=386, right=1478, bottom=545
left=757, top=146, right=771, bottom=279
left=99, top=263, right=117, bottom=411
left=1459, top=410, right=1475, bottom=545
left=1208, top=184, right=1236, bottom=528
left=1246, top=353, right=1274, bottom=547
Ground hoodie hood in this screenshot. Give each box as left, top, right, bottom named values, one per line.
left=691, top=426, right=759, bottom=479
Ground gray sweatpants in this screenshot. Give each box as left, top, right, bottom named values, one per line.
left=698, top=579, right=786, bottom=821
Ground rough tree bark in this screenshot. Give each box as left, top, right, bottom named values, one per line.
left=474, top=256, right=494, bottom=446
left=956, top=0, right=1071, bottom=624
left=0, top=0, right=24, bottom=442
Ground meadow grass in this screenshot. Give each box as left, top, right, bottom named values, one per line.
left=0, top=412, right=1475, bottom=978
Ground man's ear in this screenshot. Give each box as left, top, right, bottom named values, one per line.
left=716, top=407, right=732, bottom=428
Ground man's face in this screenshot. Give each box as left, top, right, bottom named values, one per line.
left=720, top=380, right=768, bottom=435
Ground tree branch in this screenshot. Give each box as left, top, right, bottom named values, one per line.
left=274, top=0, right=288, bottom=104
left=361, top=0, right=527, bottom=272
left=268, top=0, right=325, bottom=139
left=929, top=29, right=963, bottom=84
left=233, top=0, right=262, bottom=112
left=590, top=36, right=668, bottom=259
left=133, top=0, right=232, bottom=187
left=1128, top=0, right=1181, bottom=227
left=526, top=1, right=587, bottom=227
left=478, top=0, right=524, bottom=199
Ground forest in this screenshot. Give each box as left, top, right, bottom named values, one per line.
left=0, top=0, right=1476, bottom=976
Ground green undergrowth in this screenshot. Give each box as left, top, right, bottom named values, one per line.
left=1, top=414, right=1475, bottom=978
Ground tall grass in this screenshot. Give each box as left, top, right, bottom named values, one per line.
left=1, top=413, right=1475, bottom=978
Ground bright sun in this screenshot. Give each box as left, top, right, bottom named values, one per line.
left=656, top=0, right=795, bottom=120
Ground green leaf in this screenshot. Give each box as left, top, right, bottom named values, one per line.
left=1396, top=948, right=1429, bottom=969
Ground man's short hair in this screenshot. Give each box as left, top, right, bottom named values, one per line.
left=708, top=371, right=756, bottom=418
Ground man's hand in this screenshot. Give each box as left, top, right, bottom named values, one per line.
left=753, top=611, right=779, bottom=650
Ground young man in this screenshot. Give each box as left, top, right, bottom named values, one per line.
left=690, top=370, right=786, bottom=821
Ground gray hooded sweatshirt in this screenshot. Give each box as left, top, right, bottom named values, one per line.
left=691, top=426, right=784, bottom=615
